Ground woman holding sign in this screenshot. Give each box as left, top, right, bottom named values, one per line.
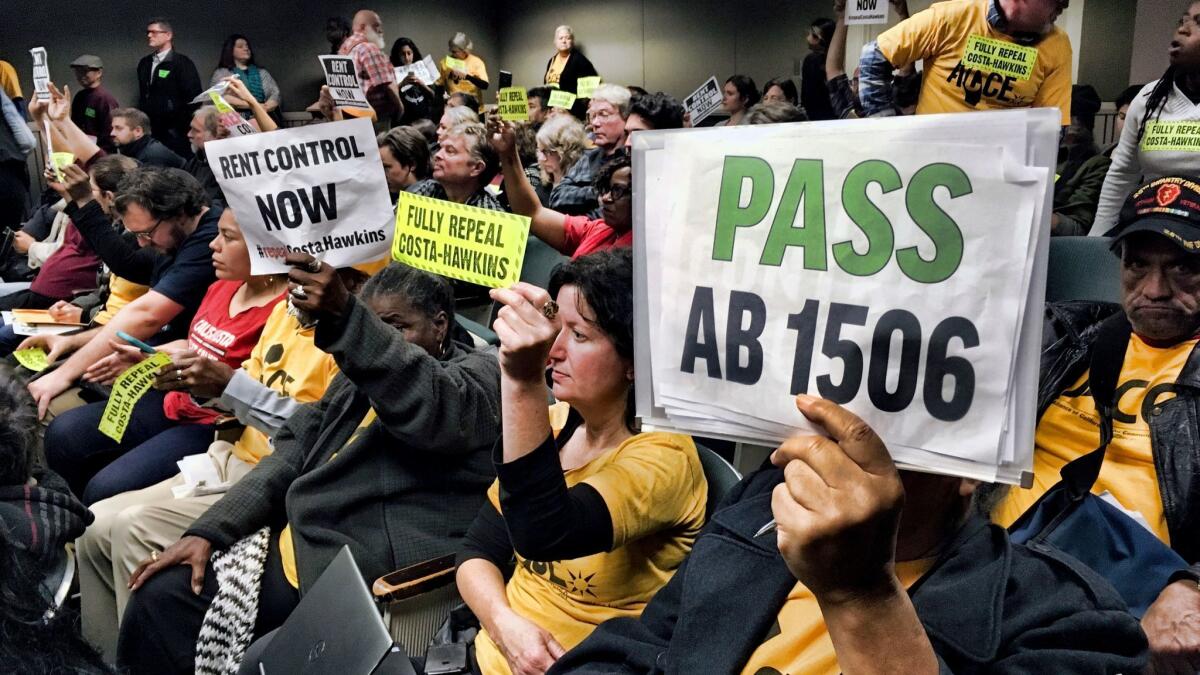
left=458, top=249, right=706, bottom=675
left=390, top=37, right=435, bottom=124
left=543, top=25, right=597, bottom=120
left=438, top=32, right=489, bottom=101
left=44, top=207, right=287, bottom=505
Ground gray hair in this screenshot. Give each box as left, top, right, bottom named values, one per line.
left=744, top=101, right=807, bottom=125
left=442, top=105, right=479, bottom=128
left=449, top=32, right=473, bottom=53
left=193, top=105, right=220, bottom=137
left=591, top=84, right=632, bottom=118
left=555, top=25, right=574, bottom=39
left=536, top=115, right=588, bottom=182
left=446, top=122, right=499, bottom=185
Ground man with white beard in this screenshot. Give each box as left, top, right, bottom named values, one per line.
left=339, top=9, right=402, bottom=127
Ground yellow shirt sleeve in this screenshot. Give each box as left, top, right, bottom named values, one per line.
left=875, top=3, right=952, bottom=69
left=0, top=61, right=22, bottom=100
left=94, top=275, right=150, bottom=325
left=470, top=55, right=489, bottom=85
left=1032, top=34, right=1074, bottom=125
left=582, top=433, right=706, bottom=548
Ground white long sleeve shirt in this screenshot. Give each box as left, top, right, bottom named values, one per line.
left=1091, top=79, right=1200, bottom=235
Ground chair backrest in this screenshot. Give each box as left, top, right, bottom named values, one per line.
left=40, top=543, right=74, bottom=610
left=695, top=444, right=741, bottom=522
left=1046, top=236, right=1122, bottom=304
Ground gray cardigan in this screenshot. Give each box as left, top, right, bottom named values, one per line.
left=187, top=294, right=501, bottom=592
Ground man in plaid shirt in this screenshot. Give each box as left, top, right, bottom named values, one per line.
left=340, top=10, right=401, bottom=123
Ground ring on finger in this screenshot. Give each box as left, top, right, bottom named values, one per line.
left=541, top=300, right=559, bottom=320
left=290, top=285, right=308, bottom=300
left=151, top=550, right=160, bottom=562
left=306, top=258, right=322, bottom=274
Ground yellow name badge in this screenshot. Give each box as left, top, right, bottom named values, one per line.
left=576, top=76, right=602, bottom=99
left=98, top=352, right=172, bottom=442
left=548, top=89, right=577, bottom=110
left=392, top=192, right=530, bottom=288
left=498, top=87, right=529, bottom=121
left=1140, top=121, right=1200, bottom=152
left=445, top=56, right=467, bottom=72
left=962, top=35, right=1038, bottom=81
left=12, top=347, right=49, bottom=372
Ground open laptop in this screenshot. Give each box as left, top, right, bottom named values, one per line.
left=259, top=545, right=414, bottom=675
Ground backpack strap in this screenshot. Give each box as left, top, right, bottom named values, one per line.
left=1058, top=313, right=1132, bottom=500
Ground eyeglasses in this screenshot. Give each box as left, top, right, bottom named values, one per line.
left=127, top=217, right=164, bottom=241
left=601, top=184, right=631, bottom=202
left=589, top=109, right=618, bottom=124
left=147, top=29, right=169, bottom=34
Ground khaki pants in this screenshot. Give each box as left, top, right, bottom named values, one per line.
left=77, top=441, right=255, bottom=661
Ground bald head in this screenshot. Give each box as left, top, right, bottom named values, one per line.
left=352, top=10, right=382, bottom=34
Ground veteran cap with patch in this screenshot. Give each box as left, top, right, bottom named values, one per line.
left=1107, top=176, right=1200, bottom=253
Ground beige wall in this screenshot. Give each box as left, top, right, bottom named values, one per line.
left=1130, top=0, right=1181, bottom=86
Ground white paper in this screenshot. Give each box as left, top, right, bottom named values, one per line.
left=30, top=47, right=49, bottom=101
left=318, top=55, right=372, bottom=111
left=394, top=57, right=436, bottom=88
left=205, top=118, right=394, bottom=274
left=846, top=0, right=890, bottom=25
left=683, top=76, right=723, bottom=126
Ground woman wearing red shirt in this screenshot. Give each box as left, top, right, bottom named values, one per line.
left=45, top=207, right=287, bottom=505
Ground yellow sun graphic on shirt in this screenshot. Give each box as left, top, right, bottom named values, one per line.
left=564, top=569, right=598, bottom=597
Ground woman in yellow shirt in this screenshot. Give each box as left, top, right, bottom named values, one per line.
left=457, top=249, right=706, bottom=675
left=439, top=32, right=489, bottom=101
left=543, top=26, right=597, bottom=98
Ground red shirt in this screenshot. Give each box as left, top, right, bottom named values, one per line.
left=562, top=215, right=633, bottom=259
left=29, top=220, right=102, bottom=300
left=163, top=280, right=283, bottom=423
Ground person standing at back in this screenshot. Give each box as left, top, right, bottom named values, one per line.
left=801, top=18, right=837, bottom=120
left=69, top=55, right=119, bottom=154
left=859, top=0, right=1071, bottom=123
left=136, top=18, right=202, bottom=158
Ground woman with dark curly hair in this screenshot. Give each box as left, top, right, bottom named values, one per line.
left=458, top=249, right=706, bottom=675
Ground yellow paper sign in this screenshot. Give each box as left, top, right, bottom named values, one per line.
left=547, top=89, right=577, bottom=110
left=576, top=76, right=602, bottom=99
left=50, top=152, right=75, bottom=169
left=1140, top=121, right=1200, bottom=152
left=392, top=192, right=530, bottom=288
left=209, top=91, right=235, bottom=114
left=962, top=35, right=1037, bottom=81
left=444, top=56, right=467, bottom=73
left=98, top=352, right=172, bottom=442
left=498, top=87, right=529, bottom=121
left=13, top=348, right=49, bottom=372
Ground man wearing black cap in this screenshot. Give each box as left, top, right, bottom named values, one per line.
left=995, top=175, right=1200, bottom=673
left=70, top=55, right=119, bottom=154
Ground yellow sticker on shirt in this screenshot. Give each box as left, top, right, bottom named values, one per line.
left=962, top=35, right=1038, bottom=81
left=98, top=352, right=172, bottom=442
left=576, top=76, right=602, bottom=99
left=392, top=192, right=530, bottom=288
left=1140, top=121, right=1200, bottom=152
left=13, top=348, right=49, bottom=372
left=444, top=56, right=467, bottom=72
left=498, top=87, right=529, bottom=121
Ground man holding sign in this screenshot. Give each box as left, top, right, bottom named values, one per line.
left=552, top=395, right=1149, bottom=673
left=859, top=0, right=1072, bottom=123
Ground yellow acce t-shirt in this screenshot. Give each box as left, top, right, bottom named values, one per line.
left=994, top=335, right=1197, bottom=544
left=438, top=53, right=489, bottom=98
left=739, top=558, right=935, bottom=675
left=875, top=0, right=1073, bottom=124
left=232, top=300, right=339, bottom=465
left=93, top=275, right=149, bottom=325
left=545, top=53, right=568, bottom=86
left=474, top=430, right=708, bottom=675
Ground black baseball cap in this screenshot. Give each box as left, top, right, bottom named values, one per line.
left=1107, top=176, right=1200, bottom=253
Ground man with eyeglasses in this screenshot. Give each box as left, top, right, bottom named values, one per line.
left=25, top=167, right=220, bottom=420
left=137, top=17, right=202, bottom=159
left=858, top=0, right=1072, bottom=124
left=548, top=84, right=631, bottom=218
left=490, top=115, right=633, bottom=260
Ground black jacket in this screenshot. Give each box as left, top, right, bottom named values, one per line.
left=136, top=50, right=202, bottom=152
left=1040, top=301, right=1200, bottom=575
left=545, top=50, right=597, bottom=118
left=117, top=135, right=184, bottom=169
left=551, top=467, right=1147, bottom=674
left=186, top=295, right=501, bottom=592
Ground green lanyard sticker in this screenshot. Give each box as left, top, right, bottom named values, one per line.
left=1140, top=121, right=1200, bottom=152
left=84, top=107, right=96, bottom=118
left=157, top=68, right=170, bottom=79
left=962, top=35, right=1038, bottom=81
left=576, top=76, right=602, bottom=99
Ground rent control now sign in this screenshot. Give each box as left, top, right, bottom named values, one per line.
left=206, top=118, right=394, bottom=274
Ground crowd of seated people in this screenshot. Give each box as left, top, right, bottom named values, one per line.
left=3, top=1, right=1200, bottom=674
